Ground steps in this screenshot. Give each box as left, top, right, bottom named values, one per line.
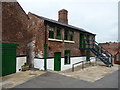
left=83, top=39, right=113, bottom=67
left=90, top=48, right=113, bottom=67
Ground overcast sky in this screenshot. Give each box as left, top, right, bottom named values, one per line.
left=18, top=0, right=119, bottom=43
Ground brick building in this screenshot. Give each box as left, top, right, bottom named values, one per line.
left=28, top=9, right=97, bottom=71
left=2, top=2, right=32, bottom=56
left=1, top=2, right=34, bottom=72
left=2, top=1, right=113, bottom=72
left=28, top=10, right=95, bottom=58
left=100, top=42, right=120, bottom=65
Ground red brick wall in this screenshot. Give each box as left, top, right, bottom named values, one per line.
left=100, top=42, right=119, bottom=56
left=58, top=9, right=68, bottom=24
left=26, top=12, right=95, bottom=58
left=2, top=2, right=95, bottom=58
left=28, top=13, right=45, bottom=58
left=2, top=2, right=32, bottom=56
left=46, top=23, right=94, bottom=58
left=0, top=2, right=2, bottom=42
left=100, top=42, right=120, bottom=64
left=27, top=13, right=86, bottom=58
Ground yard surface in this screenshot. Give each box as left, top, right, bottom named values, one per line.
left=1, top=61, right=119, bottom=89
left=58, top=61, right=119, bottom=82
left=12, top=70, right=119, bottom=88
left=0, top=70, right=45, bottom=89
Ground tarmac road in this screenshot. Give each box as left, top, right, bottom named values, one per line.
left=10, top=69, right=119, bottom=88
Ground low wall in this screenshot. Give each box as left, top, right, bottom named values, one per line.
left=34, top=57, right=96, bottom=71
left=16, top=57, right=27, bottom=72
left=34, top=58, right=54, bottom=71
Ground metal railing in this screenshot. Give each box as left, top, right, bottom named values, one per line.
left=72, top=58, right=94, bottom=72
left=84, top=39, right=113, bottom=66
left=72, top=61, right=84, bottom=72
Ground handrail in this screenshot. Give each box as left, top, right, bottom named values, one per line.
left=84, top=39, right=113, bottom=57
left=72, top=58, right=92, bottom=72
left=80, top=38, right=113, bottom=66
left=72, top=61, right=84, bottom=72
left=94, top=41, right=113, bottom=57
left=84, top=39, right=113, bottom=66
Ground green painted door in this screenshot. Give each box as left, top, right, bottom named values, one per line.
left=86, top=50, right=90, bottom=61
left=86, top=35, right=90, bottom=48
left=86, top=35, right=90, bottom=61
left=54, top=52, right=61, bottom=71
left=80, top=33, right=85, bottom=48
left=0, top=43, right=18, bottom=76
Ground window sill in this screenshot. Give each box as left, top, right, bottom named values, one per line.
left=64, top=40, right=75, bottom=43
left=64, top=63, right=70, bottom=65
left=48, top=38, right=63, bottom=42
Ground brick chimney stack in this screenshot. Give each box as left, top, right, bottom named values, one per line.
left=58, top=9, right=68, bottom=24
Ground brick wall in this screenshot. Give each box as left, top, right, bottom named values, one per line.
left=28, top=13, right=45, bottom=58
left=100, top=42, right=120, bottom=56
left=2, top=2, right=32, bottom=56
left=2, top=2, right=95, bottom=58
left=28, top=13, right=95, bottom=58
left=46, top=23, right=94, bottom=58
left=0, top=2, right=2, bottom=42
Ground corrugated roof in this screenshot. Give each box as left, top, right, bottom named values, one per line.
left=30, top=13, right=95, bottom=35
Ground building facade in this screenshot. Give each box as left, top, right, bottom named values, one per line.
left=2, top=2, right=34, bottom=72
left=2, top=2, right=31, bottom=56
left=100, top=42, right=120, bottom=65
left=28, top=9, right=96, bottom=71
left=2, top=1, right=114, bottom=72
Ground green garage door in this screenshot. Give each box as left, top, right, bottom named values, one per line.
left=0, top=43, right=19, bottom=77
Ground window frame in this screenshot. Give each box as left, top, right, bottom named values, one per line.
left=64, top=50, right=71, bottom=65
left=69, top=30, right=74, bottom=41
left=56, top=27, right=62, bottom=40
left=64, top=29, right=69, bottom=40
left=116, top=53, right=120, bottom=61
left=49, top=26, right=55, bottom=39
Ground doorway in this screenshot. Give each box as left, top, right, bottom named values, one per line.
left=54, top=52, right=61, bottom=71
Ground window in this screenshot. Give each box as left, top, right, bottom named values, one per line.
left=69, top=30, right=74, bottom=41
left=116, top=53, right=120, bottom=61
left=80, top=33, right=85, bottom=48
left=56, top=27, right=62, bottom=40
left=49, top=26, right=55, bottom=39
left=64, top=30, right=68, bottom=40
left=64, top=50, right=71, bottom=64
left=64, top=29, right=74, bottom=41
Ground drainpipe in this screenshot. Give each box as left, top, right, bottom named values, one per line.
left=44, top=22, right=48, bottom=71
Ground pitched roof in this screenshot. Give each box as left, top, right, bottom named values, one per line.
left=30, top=12, right=95, bottom=35
left=101, top=42, right=120, bottom=56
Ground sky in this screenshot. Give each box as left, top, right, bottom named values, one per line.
left=17, top=0, right=119, bottom=43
